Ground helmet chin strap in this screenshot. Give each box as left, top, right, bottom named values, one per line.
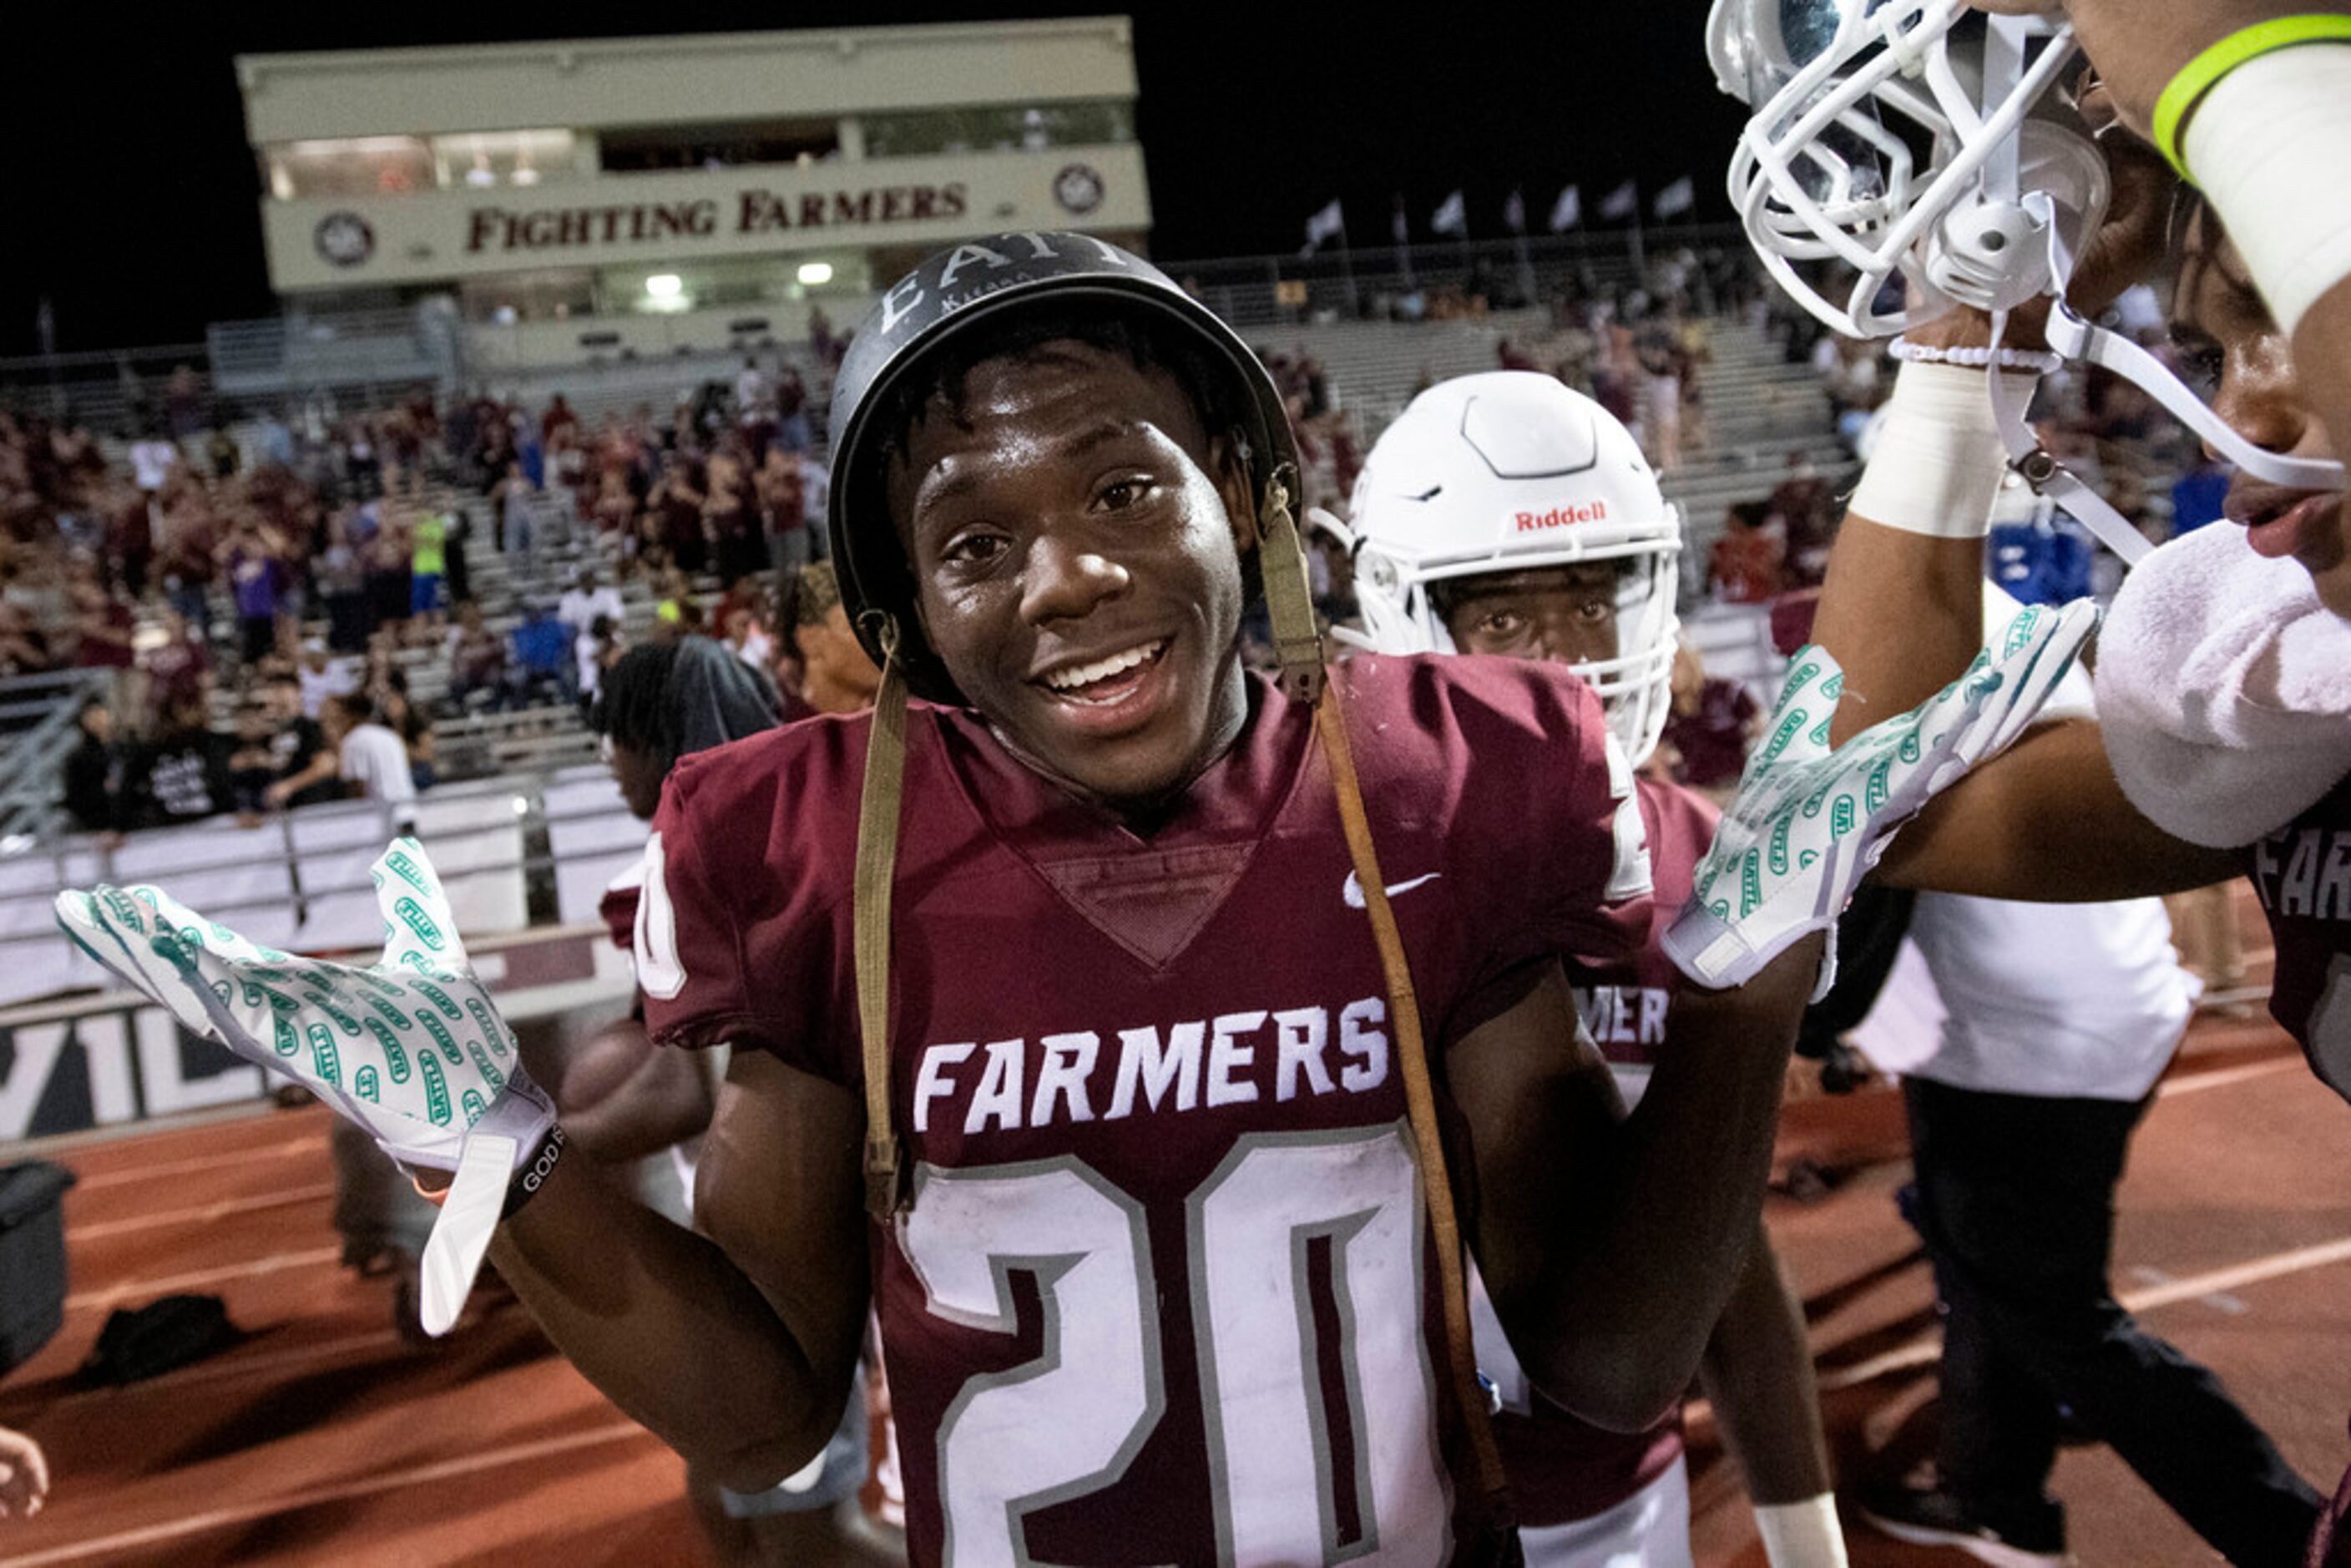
left=1980, top=192, right=2347, bottom=571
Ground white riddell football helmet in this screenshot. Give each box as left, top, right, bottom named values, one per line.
left=1338, top=372, right=1682, bottom=766
left=1706, top=0, right=2343, bottom=555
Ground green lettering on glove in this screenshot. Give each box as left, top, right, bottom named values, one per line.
left=364, top=1017, right=412, bottom=1084
left=465, top=998, right=513, bottom=1058
left=394, top=897, right=447, bottom=952
left=307, top=1023, right=341, bottom=1085
left=465, top=1039, right=507, bottom=1092
left=304, top=991, right=364, bottom=1037
left=420, top=1050, right=453, bottom=1126
left=422, top=1013, right=464, bottom=1065
left=410, top=979, right=464, bottom=1020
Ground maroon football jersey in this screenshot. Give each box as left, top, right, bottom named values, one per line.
left=2246, top=772, right=2351, bottom=1100
left=1574, top=775, right=1718, bottom=1075
left=641, top=653, right=1650, bottom=1566
left=1483, top=772, right=1714, bottom=1526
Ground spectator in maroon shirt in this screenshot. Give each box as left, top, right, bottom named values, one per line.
left=1656, top=642, right=1763, bottom=805
left=141, top=609, right=212, bottom=735
left=541, top=394, right=579, bottom=449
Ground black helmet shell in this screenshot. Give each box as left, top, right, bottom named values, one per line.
left=826, top=232, right=1297, bottom=702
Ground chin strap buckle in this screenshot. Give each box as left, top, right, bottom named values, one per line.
left=1256, top=466, right=1327, bottom=706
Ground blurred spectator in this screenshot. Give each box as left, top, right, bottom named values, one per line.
left=361, top=502, right=412, bottom=645
left=510, top=601, right=575, bottom=704
left=541, top=394, right=579, bottom=449
left=791, top=561, right=882, bottom=716
left=62, top=696, right=127, bottom=838
left=68, top=559, right=137, bottom=709
left=1657, top=643, right=1762, bottom=805
left=734, top=356, right=770, bottom=420
left=220, top=518, right=288, bottom=665
left=127, top=693, right=233, bottom=829
left=128, top=432, right=179, bottom=497
left=578, top=613, right=619, bottom=713
left=774, top=363, right=811, bottom=453
left=227, top=695, right=281, bottom=821
left=140, top=609, right=211, bottom=735
left=373, top=669, right=435, bottom=792
left=205, top=429, right=240, bottom=481
left=1709, top=503, right=1790, bottom=604
left=446, top=602, right=508, bottom=711
left=260, top=673, right=343, bottom=812
left=408, top=503, right=449, bottom=637
left=0, top=596, right=49, bottom=677
left=316, top=513, right=370, bottom=653
left=296, top=640, right=357, bottom=720
left=705, top=448, right=762, bottom=585
left=559, top=568, right=624, bottom=642
left=326, top=692, right=417, bottom=817
left=757, top=446, right=811, bottom=579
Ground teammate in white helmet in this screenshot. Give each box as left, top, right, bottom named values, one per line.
left=1337, top=371, right=1848, bottom=1568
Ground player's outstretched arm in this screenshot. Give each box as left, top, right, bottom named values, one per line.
left=1456, top=940, right=1820, bottom=1432
left=492, top=1047, right=870, bottom=1495
left=519, top=1015, right=715, bottom=1165
left=1873, top=720, right=2240, bottom=898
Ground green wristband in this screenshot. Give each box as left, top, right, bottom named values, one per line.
left=2152, top=14, right=2351, bottom=181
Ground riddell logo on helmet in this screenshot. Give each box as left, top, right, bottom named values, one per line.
left=1516, top=501, right=1608, bottom=533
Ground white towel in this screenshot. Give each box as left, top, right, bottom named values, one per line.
left=2095, top=522, right=2351, bottom=847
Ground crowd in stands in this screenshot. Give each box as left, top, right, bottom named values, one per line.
left=0, top=344, right=844, bottom=843
left=1, top=250, right=2239, bottom=845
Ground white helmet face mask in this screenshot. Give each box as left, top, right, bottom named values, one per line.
left=1709, top=0, right=2345, bottom=559
left=1336, top=372, right=1682, bottom=767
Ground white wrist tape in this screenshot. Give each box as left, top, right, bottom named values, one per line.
left=2186, top=43, right=2351, bottom=339
left=1848, top=361, right=2034, bottom=539
left=1755, top=1494, right=1850, bottom=1568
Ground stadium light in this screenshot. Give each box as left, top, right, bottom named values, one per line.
left=796, top=260, right=834, bottom=286
left=645, top=274, right=684, bottom=299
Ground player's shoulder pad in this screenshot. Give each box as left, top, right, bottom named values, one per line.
left=1335, top=650, right=1609, bottom=761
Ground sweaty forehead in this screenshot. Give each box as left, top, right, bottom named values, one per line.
left=887, top=340, right=1212, bottom=527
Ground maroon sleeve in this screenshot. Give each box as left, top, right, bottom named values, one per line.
left=635, top=733, right=850, bottom=1080
left=1370, top=657, right=1652, bottom=1038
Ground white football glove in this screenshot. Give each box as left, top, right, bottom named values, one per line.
left=1663, top=599, right=2097, bottom=999
left=55, top=838, right=560, bottom=1338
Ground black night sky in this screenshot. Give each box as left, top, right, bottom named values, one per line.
left=1, top=2, right=1740, bottom=357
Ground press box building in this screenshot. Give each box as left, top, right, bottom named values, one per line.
left=235, top=18, right=1150, bottom=372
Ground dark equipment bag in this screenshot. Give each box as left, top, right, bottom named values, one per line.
left=0, top=1160, right=77, bottom=1375
left=79, top=1293, right=240, bottom=1387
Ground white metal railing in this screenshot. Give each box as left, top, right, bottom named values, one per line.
left=0, top=762, right=642, bottom=1010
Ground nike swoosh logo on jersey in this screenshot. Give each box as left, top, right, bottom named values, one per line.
left=1342, top=871, right=1442, bottom=909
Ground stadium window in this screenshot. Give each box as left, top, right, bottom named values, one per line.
left=265, top=137, right=435, bottom=201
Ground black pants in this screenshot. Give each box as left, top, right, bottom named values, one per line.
left=1906, top=1076, right=2322, bottom=1565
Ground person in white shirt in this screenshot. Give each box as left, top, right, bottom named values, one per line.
left=1854, top=623, right=2320, bottom=1566
left=296, top=640, right=358, bottom=720
left=129, top=433, right=180, bottom=495
left=323, top=693, right=416, bottom=812
left=796, top=454, right=830, bottom=558
left=733, top=357, right=769, bottom=419
left=557, top=568, right=625, bottom=642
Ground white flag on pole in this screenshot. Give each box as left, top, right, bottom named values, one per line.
left=1302, top=198, right=1345, bottom=256
left=1431, top=190, right=1468, bottom=237
left=1600, top=180, right=1640, bottom=221
left=1653, top=175, right=1696, bottom=219
left=1548, top=185, right=1582, bottom=232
